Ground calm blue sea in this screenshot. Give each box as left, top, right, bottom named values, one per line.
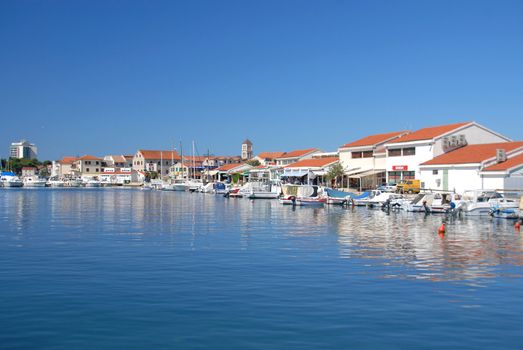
left=1, top=188, right=523, bottom=349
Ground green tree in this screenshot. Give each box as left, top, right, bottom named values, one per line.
left=246, top=159, right=261, bottom=167
left=325, top=162, right=345, bottom=188
left=6, top=157, right=42, bottom=175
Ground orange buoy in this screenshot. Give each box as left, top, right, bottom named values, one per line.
left=515, top=221, right=521, bottom=231
left=438, top=223, right=446, bottom=234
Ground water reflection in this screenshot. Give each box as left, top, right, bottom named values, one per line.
left=1, top=189, right=523, bottom=284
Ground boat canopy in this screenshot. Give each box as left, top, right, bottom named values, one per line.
left=348, top=169, right=385, bottom=179
left=282, top=169, right=310, bottom=177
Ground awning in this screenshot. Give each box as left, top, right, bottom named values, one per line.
left=282, top=169, right=309, bottom=177
left=312, top=170, right=327, bottom=176
left=349, top=169, right=385, bottom=179
left=345, top=168, right=363, bottom=176
left=208, top=170, right=219, bottom=176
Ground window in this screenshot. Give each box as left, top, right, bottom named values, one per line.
left=388, top=149, right=401, bottom=157
left=404, top=171, right=415, bottom=180
left=433, top=170, right=438, bottom=175
left=86, top=168, right=90, bottom=172
left=388, top=171, right=402, bottom=184
left=352, top=152, right=362, bottom=158
left=362, top=151, right=373, bottom=158
left=96, top=168, right=99, bottom=172
left=96, top=161, right=99, bottom=165
left=402, top=147, right=416, bottom=156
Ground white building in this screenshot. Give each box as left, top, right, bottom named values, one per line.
left=132, top=150, right=180, bottom=177
left=384, top=122, right=511, bottom=185
left=252, top=152, right=286, bottom=166
left=99, top=168, right=140, bottom=185
left=10, top=140, right=37, bottom=159
left=339, top=130, right=409, bottom=190
left=419, top=141, right=523, bottom=193
left=73, top=155, right=103, bottom=179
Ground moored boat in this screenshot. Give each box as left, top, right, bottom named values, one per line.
left=23, top=176, right=47, bottom=187
left=1, top=171, right=23, bottom=187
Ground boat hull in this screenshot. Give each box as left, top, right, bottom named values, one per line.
left=248, top=192, right=280, bottom=199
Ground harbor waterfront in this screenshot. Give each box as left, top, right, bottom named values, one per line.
left=2, top=188, right=523, bottom=349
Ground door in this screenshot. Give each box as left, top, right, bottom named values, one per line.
left=442, top=169, right=448, bottom=191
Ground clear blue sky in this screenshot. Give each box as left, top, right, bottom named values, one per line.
left=1, top=0, right=522, bottom=160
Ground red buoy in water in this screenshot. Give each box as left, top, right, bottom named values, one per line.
left=438, top=223, right=446, bottom=235
left=515, top=221, right=521, bottom=231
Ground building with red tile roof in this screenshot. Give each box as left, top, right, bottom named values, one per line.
left=388, top=122, right=471, bottom=144
left=338, top=130, right=410, bottom=190
left=341, top=131, right=410, bottom=149
left=418, top=142, right=523, bottom=193
left=285, top=157, right=339, bottom=168
left=384, top=121, right=512, bottom=186
left=132, top=150, right=181, bottom=177
left=274, top=148, right=321, bottom=166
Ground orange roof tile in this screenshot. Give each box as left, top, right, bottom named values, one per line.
left=215, top=163, right=247, bottom=171
left=258, top=152, right=286, bottom=159
left=139, top=150, right=180, bottom=160
left=276, top=148, right=319, bottom=159
left=389, top=122, right=471, bottom=144
left=341, top=131, right=410, bottom=148
left=108, top=155, right=126, bottom=163
left=421, top=142, right=523, bottom=166
left=78, top=155, right=101, bottom=161
left=286, top=157, right=339, bottom=168
left=483, top=152, right=523, bottom=172
left=60, top=156, right=77, bottom=164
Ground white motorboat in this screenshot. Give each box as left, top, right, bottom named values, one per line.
left=85, top=179, right=102, bottom=188
left=66, top=178, right=83, bottom=187
left=23, top=176, right=47, bottom=187
left=398, top=192, right=458, bottom=213
left=213, top=182, right=228, bottom=194
left=187, top=180, right=204, bottom=192
left=200, top=182, right=214, bottom=193
left=162, top=179, right=189, bottom=192
left=280, top=184, right=324, bottom=205
left=459, top=190, right=519, bottom=216
left=47, top=176, right=65, bottom=187
left=245, top=181, right=281, bottom=199
left=353, top=190, right=401, bottom=207
left=1, top=171, right=23, bottom=187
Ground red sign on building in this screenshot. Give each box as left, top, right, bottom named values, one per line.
left=392, top=165, right=408, bottom=171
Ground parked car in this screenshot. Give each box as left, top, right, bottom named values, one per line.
left=377, top=184, right=397, bottom=192
left=396, top=179, right=421, bottom=194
